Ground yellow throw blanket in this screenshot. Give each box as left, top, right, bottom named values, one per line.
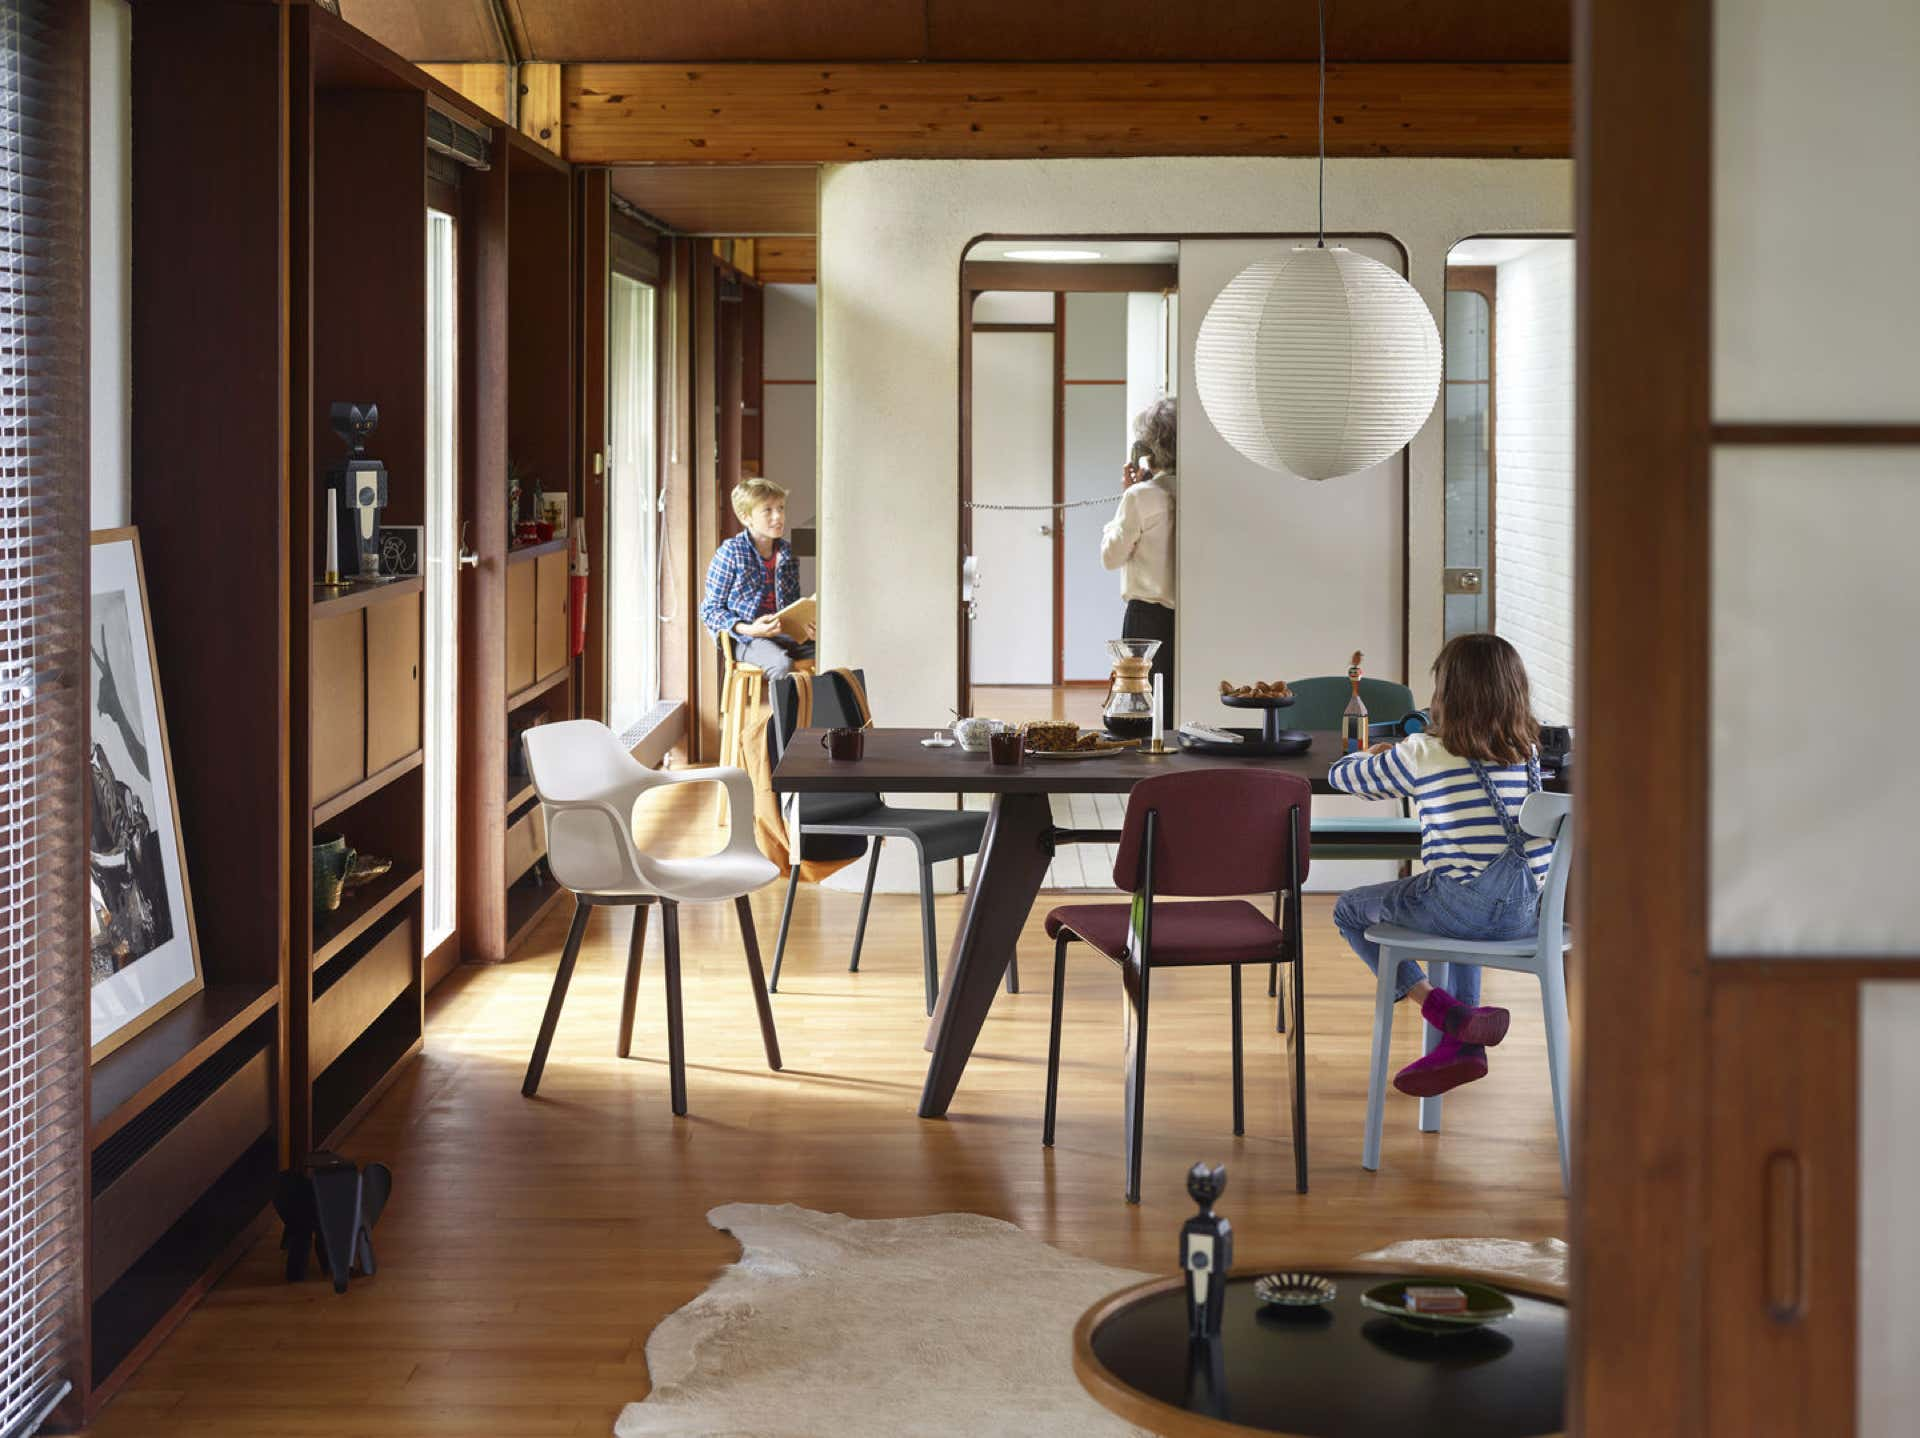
left=742, top=668, right=872, bottom=880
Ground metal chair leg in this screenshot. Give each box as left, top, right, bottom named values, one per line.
left=918, top=857, right=940, bottom=1017
left=1269, top=892, right=1285, bottom=1030
left=1122, top=959, right=1152, bottom=1204
left=661, top=900, right=688, bottom=1116
left=1230, top=964, right=1245, bottom=1137
left=1289, top=948, right=1308, bottom=1193
left=849, top=838, right=883, bottom=972
left=734, top=895, right=784, bottom=1071
left=1043, top=934, right=1070, bottom=1147
left=1006, top=951, right=1020, bottom=995
left=524, top=899, right=591, bottom=1097
left=769, top=865, right=800, bottom=992
left=617, top=902, right=650, bottom=1058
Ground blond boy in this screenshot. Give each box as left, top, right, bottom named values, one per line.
left=701, top=478, right=814, bottom=678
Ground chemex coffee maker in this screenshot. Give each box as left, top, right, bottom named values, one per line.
left=325, top=401, right=389, bottom=584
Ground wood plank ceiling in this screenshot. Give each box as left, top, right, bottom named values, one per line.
left=340, top=1, right=1571, bottom=238
left=339, top=1, right=1570, bottom=63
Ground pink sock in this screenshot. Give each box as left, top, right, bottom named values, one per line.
left=1419, top=988, right=1460, bottom=1031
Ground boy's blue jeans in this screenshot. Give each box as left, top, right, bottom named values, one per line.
left=1333, top=864, right=1539, bottom=1007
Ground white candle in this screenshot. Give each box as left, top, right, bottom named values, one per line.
left=1152, top=673, right=1164, bottom=746
left=325, top=490, right=340, bottom=584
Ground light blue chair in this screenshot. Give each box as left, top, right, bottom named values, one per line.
left=1360, top=792, right=1574, bottom=1191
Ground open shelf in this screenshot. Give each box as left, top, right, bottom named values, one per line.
left=313, top=864, right=424, bottom=969
left=314, top=748, right=424, bottom=826
left=507, top=666, right=570, bottom=713
left=507, top=535, right=566, bottom=563
left=505, top=867, right=569, bottom=956
left=90, top=984, right=280, bottom=1145
left=313, top=993, right=422, bottom=1147
left=312, top=572, right=424, bottom=616
left=508, top=775, right=535, bottom=811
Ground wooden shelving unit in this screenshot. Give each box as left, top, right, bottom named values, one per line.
left=91, top=0, right=575, bottom=1420
left=458, top=129, right=584, bottom=963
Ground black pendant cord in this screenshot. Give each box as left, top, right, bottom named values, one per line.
left=1316, top=0, right=1327, bottom=248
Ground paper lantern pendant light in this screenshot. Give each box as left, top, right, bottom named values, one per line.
left=1193, top=245, right=1442, bottom=481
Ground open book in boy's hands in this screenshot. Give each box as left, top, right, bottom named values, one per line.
left=773, top=594, right=817, bottom=642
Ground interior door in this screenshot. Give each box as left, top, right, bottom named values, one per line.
left=968, top=330, right=1055, bottom=685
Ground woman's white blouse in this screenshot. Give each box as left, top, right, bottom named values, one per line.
left=1100, top=472, right=1175, bottom=607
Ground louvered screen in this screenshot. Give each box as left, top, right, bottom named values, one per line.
left=0, top=0, right=88, bottom=1433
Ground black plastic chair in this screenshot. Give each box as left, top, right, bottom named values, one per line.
left=765, top=670, right=1016, bottom=1015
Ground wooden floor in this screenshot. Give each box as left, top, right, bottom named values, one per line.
left=92, top=784, right=1569, bottom=1437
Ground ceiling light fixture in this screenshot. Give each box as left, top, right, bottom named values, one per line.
left=1001, top=248, right=1104, bottom=262
left=1191, top=0, right=1441, bottom=481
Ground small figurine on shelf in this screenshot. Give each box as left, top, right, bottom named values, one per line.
left=507, top=455, right=528, bottom=538
left=1341, top=650, right=1369, bottom=755
left=1181, top=1162, right=1233, bottom=1340
left=327, top=402, right=389, bottom=582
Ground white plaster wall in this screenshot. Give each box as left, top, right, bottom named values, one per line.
left=818, top=158, right=1573, bottom=729
left=1491, top=240, right=1575, bottom=725
left=816, top=157, right=1570, bottom=891
left=90, top=0, right=132, bottom=530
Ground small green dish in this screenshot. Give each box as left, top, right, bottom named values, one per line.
left=1360, top=1278, right=1515, bottom=1335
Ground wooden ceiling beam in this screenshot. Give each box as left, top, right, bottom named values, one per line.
left=564, top=62, right=1571, bottom=165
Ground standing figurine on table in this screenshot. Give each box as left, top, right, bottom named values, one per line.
left=1181, top=1162, right=1232, bottom=1339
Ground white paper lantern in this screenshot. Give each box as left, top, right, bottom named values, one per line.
left=1194, top=246, right=1442, bottom=482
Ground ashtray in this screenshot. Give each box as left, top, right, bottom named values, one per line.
left=1253, top=1272, right=1337, bottom=1308
left=1359, top=1278, right=1514, bottom=1334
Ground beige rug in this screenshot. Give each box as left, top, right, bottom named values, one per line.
left=616, top=1204, right=1152, bottom=1438
left=616, top=1206, right=1570, bottom=1437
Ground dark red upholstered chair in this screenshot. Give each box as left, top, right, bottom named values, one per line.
left=1043, top=770, right=1311, bottom=1204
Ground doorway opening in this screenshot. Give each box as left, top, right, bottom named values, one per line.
left=958, top=238, right=1178, bottom=724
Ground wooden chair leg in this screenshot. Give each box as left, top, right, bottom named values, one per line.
left=1122, top=959, right=1153, bottom=1204
left=1230, top=963, right=1245, bottom=1137
left=917, top=857, right=940, bottom=1018
left=1289, top=949, right=1308, bottom=1193
left=1418, top=960, right=1450, bottom=1135
left=769, top=865, right=800, bottom=992
left=524, top=898, right=591, bottom=1097
left=617, top=902, right=650, bottom=1058
left=1043, top=934, right=1070, bottom=1147
left=661, top=900, right=688, bottom=1116
left=735, top=895, right=783, bottom=1072
left=849, top=838, right=883, bottom=971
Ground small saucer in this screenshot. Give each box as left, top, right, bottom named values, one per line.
left=1253, top=1271, right=1337, bottom=1308
left=921, top=734, right=956, bottom=748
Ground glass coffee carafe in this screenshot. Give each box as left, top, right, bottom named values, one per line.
left=1102, top=638, right=1161, bottom=739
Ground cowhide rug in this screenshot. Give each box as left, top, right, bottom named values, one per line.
left=616, top=1204, right=1568, bottom=1437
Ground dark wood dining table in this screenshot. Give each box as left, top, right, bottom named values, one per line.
left=770, top=728, right=1396, bottom=1119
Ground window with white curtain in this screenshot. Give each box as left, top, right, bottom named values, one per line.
left=606, top=272, right=659, bottom=737
left=1, top=1, right=88, bottom=1432
left=422, top=208, right=457, bottom=953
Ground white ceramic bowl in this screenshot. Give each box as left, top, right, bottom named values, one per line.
left=952, top=717, right=1008, bottom=752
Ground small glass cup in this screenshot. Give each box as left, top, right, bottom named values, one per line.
left=988, top=729, right=1025, bottom=766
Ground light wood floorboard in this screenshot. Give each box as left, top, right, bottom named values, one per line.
left=88, top=784, right=1567, bottom=1436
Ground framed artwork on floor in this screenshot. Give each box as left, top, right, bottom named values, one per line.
left=88, top=528, right=203, bottom=1060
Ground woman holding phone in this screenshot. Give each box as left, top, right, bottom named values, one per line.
left=1101, top=397, right=1177, bottom=726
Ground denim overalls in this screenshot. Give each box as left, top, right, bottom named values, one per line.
left=1332, top=756, right=1545, bottom=1007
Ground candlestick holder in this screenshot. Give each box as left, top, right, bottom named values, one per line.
left=1142, top=736, right=1170, bottom=756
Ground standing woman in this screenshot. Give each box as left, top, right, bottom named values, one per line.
left=1102, top=397, right=1177, bottom=726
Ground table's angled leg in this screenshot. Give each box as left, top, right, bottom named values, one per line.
left=918, top=791, right=1055, bottom=1118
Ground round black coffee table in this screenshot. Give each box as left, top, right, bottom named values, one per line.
left=1073, top=1263, right=1566, bottom=1438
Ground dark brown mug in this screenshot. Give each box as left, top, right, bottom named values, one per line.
left=821, top=726, right=865, bottom=761
left=988, top=729, right=1025, bottom=766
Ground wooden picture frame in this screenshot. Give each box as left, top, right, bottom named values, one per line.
left=88, top=528, right=204, bottom=1060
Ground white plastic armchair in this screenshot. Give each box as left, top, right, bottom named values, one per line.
left=524, top=720, right=777, bottom=902
left=518, top=720, right=783, bottom=1111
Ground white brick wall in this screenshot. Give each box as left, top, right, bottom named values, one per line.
left=1493, top=240, right=1576, bottom=725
